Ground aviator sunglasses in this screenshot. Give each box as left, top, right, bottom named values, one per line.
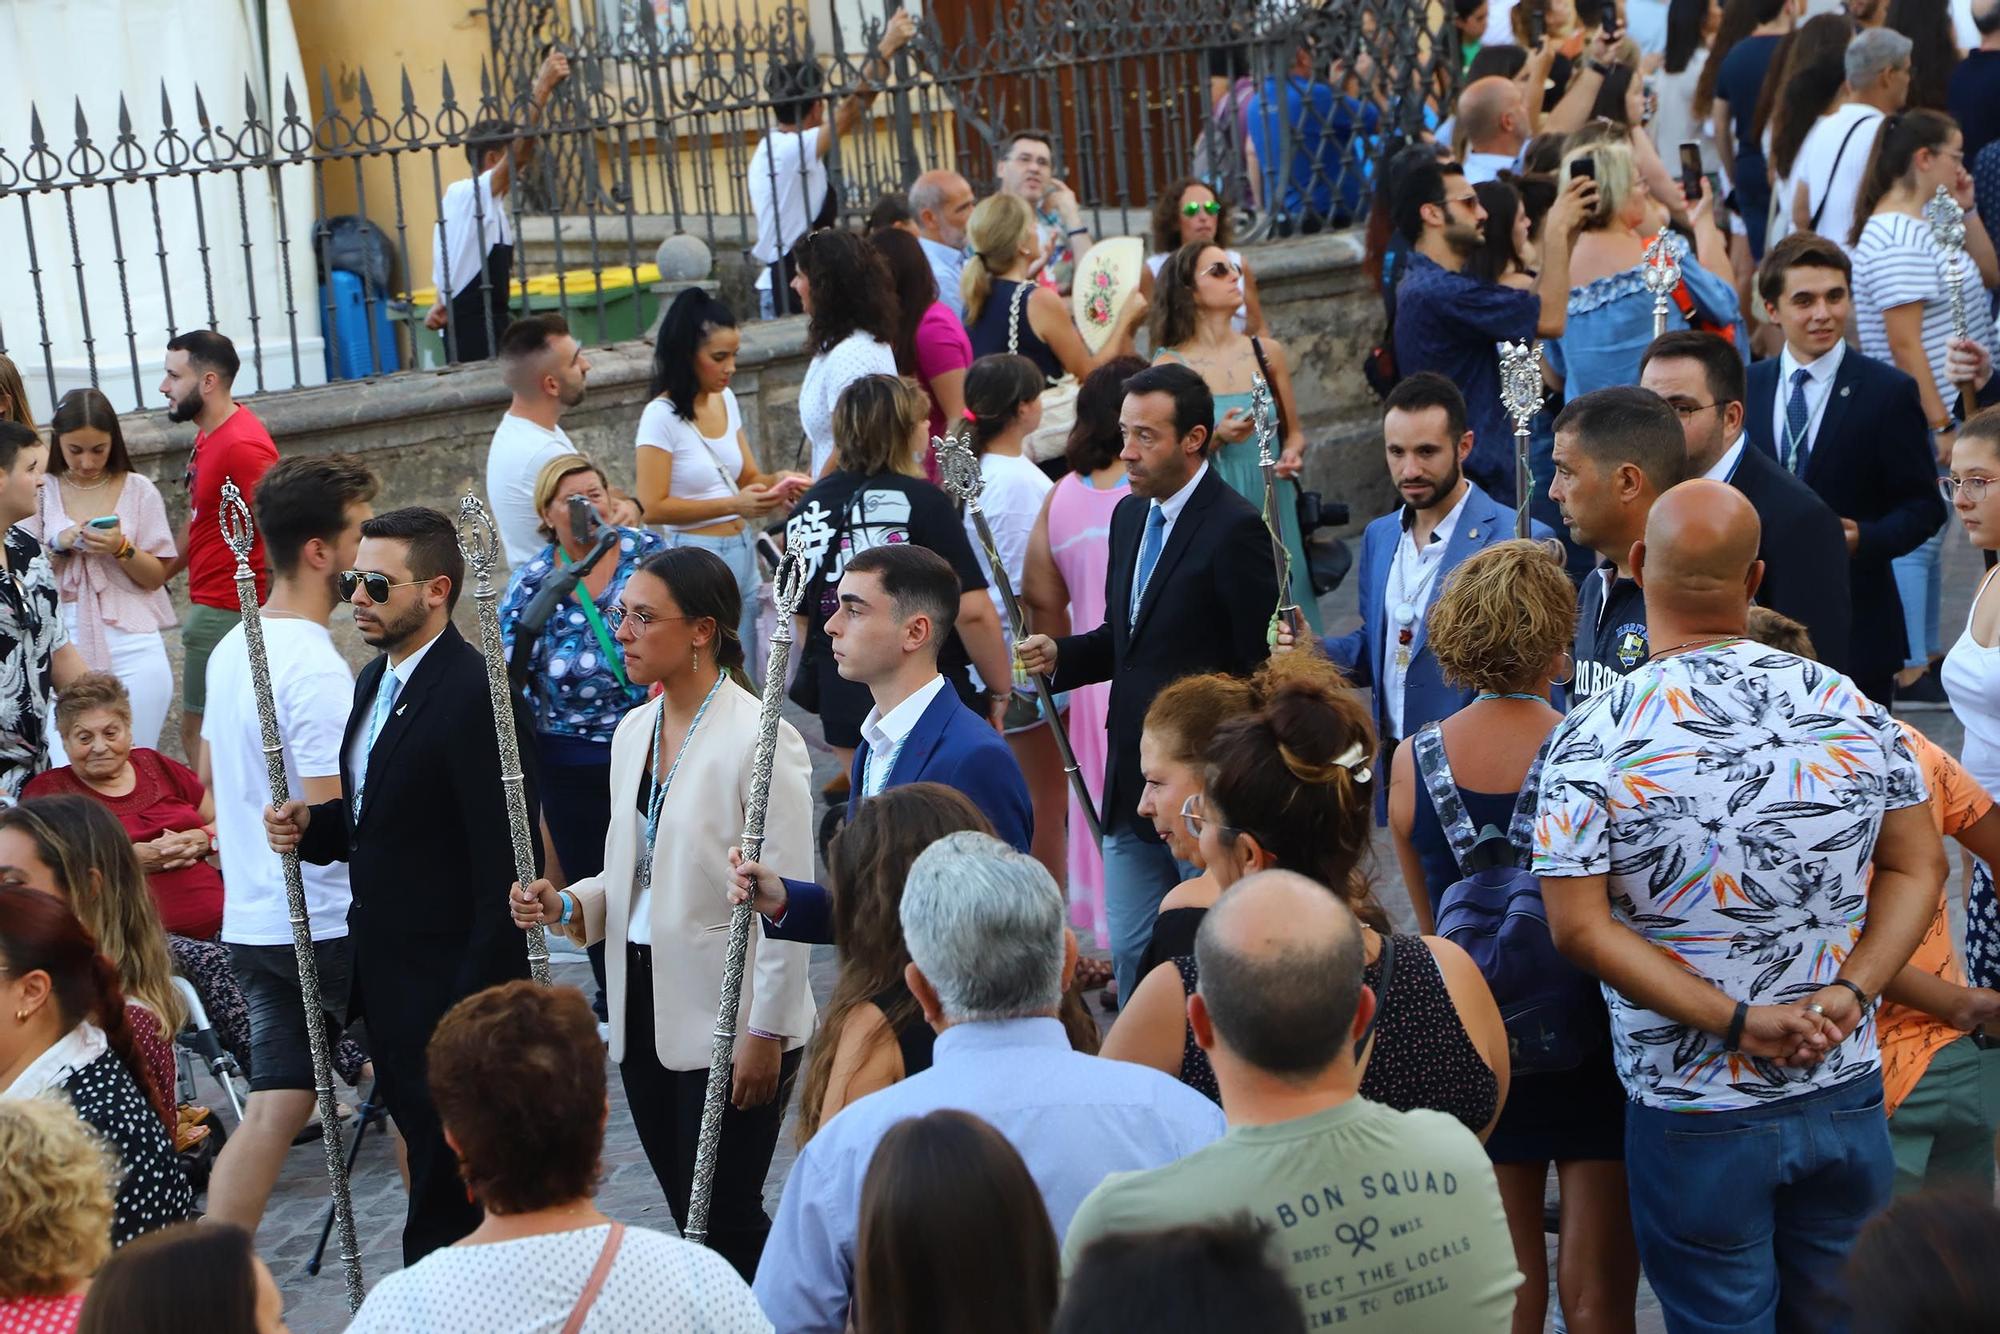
left=338, top=570, right=425, bottom=603
left=1182, top=199, right=1223, bottom=216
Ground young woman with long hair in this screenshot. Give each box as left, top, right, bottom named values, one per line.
left=1142, top=177, right=1267, bottom=335
left=962, top=193, right=1145, bottom=383
left=792, top=228, right=901, bottom=478
left=869, top=226, right=973, bottom=443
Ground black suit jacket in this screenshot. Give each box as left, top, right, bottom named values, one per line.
left=1727, top=439, right=1854, bottom=673
left=1052, top=466, right=1276, bottom=840
left=298, top=621, right=539, bottom=1021
left=1745, top=348, right=1945, bottom=685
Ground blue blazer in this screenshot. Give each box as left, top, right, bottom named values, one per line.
left=1319, top=483, right=1551, bottom=815
left=764, top=682, right=1033, bottom=946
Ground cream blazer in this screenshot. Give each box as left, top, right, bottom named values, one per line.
left=565, top=680, right=815, bottom=1071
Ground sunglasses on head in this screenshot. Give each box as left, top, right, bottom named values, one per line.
left=1182, top=200, right=1223, bottom=216
left=338, top=570, right=425, bottom=603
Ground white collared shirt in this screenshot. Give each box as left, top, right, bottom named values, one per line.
left=1130, top=462, right=1209, bottom=623
left=1772, top=340, right=1846, bottom=470
left=430, top=168, right=514, bottom=301
left=859, top=674, right=949, bottom=798
left=0, top=1022, right=105, bottom=1101
left=1383, top=486, right=1471, bottom=739
left=1702, top=437, right=1747, bottom=484
left=344, top=626, right=445, bottom=789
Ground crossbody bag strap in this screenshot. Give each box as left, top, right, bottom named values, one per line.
left=557, top=549, right=629, bottom=689
left=1506, top=735, right=1555, bottom=864
left=1354, top=933, right=1396, bottom=1062
left=1411, top=723, right=1484, bottom=870
left=1809, top=118, right=1869, bottom=233
left=559, top=1222, right=626, bottom=1334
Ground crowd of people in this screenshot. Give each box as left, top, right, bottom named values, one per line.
left=9, top=0, right=2000, bottom=1331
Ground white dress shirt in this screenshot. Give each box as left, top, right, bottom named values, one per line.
left=430, top=168, right=514, bottom=301
left=858, top=673, right=949, bottom=797
left=1382, top=486, right=1469, bottom=739
left=1702, top=437, right=1747, bottom=483
left=343, top=627, right=444, bottom=799
left=1772, top=339, right=1845, bottom=471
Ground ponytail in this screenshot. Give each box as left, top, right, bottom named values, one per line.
left=1850, top=109, right=1957, bottom=247
left=961, top=193, right=1037, bottom=326
left=961, top=354, right=1046, bottom=457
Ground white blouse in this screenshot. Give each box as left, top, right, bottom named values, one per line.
left=797, top=332, right=897, bottom=477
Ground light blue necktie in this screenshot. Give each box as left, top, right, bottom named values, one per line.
left=1129, top=503, right=1168, bottom=628
left=1784, top=367, right=1814, bottom=475
left=351, top=669, right=400, bottom=820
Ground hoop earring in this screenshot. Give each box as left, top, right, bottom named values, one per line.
left=1551, top=651, right=1575, bottom=687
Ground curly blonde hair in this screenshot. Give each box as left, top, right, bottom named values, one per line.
left=0, top=1100, right=115, bottom=1298
left=1426, top=539, right=1577, bottom=694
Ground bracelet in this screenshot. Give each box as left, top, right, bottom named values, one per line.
left=556, top=890, right=575, bottom=926
left=747, top=1027, right=782, bottom=1042
left=116, top=539, right=136, bottom=561
left=1724, top=1000, right=1748, bottom=1053
left=1830, top=978, right=1871, bottom=1011
left=1587, top=58, right=1613, bottom=76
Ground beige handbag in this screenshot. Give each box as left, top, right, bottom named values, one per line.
left=1007, top=281, right=1079, bottom=464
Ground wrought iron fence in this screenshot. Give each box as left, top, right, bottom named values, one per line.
left=0, top=0, right=1457, bottom=419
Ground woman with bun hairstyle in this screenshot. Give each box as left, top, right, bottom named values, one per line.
left=1100, top=658, right=1510, bottom=1138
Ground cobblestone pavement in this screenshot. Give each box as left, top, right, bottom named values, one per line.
left=232, top=513, right=1991, bottom=1333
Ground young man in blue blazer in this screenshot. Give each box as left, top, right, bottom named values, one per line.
left=1304, top=373, right=1552, bottom=814
left=731, top=543, right=1032, bottom=944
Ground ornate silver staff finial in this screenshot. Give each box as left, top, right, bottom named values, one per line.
left=1924, top=185, right=1970, bottom=350
left=935, top=430, right=983, bottom=502
left=219, top=477, right=255, bottom=573
left=769, top=542, right=813, bottom=624
left=454, top=489, right=550, bottom=986
left=1641, top=228, right=1681, bottom=338
left=1498, top=340, right=1544, bottom=538
left=1250, top=374, right=1275, bottom=470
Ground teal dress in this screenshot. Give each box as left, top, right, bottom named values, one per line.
left=1159, top=351, right=1322, bottom=633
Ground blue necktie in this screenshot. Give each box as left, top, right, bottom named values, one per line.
left=1784, top=367, right=1814, bottom=475
left=1129, top=503, right=1168, bottom=627
left=351, top=669, right=400, bottom=820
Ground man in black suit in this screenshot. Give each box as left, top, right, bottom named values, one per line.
left=1641, top=330, right=1853, bottom=672
left=1017, top=363, right=1276, bottom=1000
left=1742, top=232, right=1946, bottom=704
left=265, top=507, right=537, bottom=1263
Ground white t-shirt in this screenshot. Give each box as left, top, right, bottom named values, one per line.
left=1651, top=52, right=1718, bottom=178
left=798, top=333, right=898, bottom=477
left=432, top=168, right=514, bottom=301
left=345, top=1223, right=773, bottom=1334
left=1793, top=103, right=1885, bottom=256
left=635, top=393, right=744, bottom=530
left=486, top=414, right=575, bottom=566
left=203, top=619, right=355, bottom=945
left=746, top=128, right=828, bottom=291
left=965, top=451, right=1053, bottom=641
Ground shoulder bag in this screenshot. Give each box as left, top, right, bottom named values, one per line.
left=558, top=1222, right=626, bottom=1334
left=1008, top=281, right=1081, bottom=464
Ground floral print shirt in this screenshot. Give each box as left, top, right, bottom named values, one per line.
left=1533, top=640, right=1927, bottom=1112
left=0, top=526, right=69, bottom=800
left=499, top=528, right=664, bottom=742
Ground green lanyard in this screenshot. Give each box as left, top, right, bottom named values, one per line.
left=557, top=547, right=629, bottom=689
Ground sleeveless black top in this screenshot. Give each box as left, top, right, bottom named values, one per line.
left=1173, top=932, right=1499, bottom=1134
left=870, top=980, right=936, bottom=1078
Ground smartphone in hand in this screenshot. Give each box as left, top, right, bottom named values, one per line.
left=1570, top=154, right=1597, bottom=183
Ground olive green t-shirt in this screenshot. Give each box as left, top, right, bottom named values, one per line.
left=1063, top=1096, right=1520, bottom=1331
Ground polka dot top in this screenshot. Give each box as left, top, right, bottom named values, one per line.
left=343, top=1223, right=774, bottom=1333
left=1173, top=933, right=1500, bottom=1134
left=0, top=1293, right=86, bottom=1334
left=57, top=1051, right=192, bottom=1247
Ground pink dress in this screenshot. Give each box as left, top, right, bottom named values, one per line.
left=1045, top=469, right=1128, bottom=947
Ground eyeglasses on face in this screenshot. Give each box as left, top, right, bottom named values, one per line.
left=1668, top=400, right=1720, bottom=421
left=1941, top=475, right=1994, bottom=503
left=1182, top=199, right=1222, bottom=216
left=1179, top=791, right=1237, bottom=841
left=606, top=605, right=693, bottom=632
left=338, top=571, right=425, bottom=604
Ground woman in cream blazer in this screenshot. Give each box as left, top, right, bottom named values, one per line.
left=513, top=546, right=812, bottom=1281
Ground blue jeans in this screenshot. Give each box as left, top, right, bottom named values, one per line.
left=1891, top=519, right=1946, bottom=670
left=1101, top=829, right=1195, bottom=1002
left=1625, top=1072, right=1892, bottom=1334
left=667, top=528, right=762, bottom=679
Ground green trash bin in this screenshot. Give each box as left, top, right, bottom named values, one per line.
left=404, top=262, right=662, bottom=365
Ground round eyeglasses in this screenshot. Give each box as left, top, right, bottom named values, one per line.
left=1941, top=475, right=1993, bottom=503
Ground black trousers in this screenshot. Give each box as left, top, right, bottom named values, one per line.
left=620, top=943, right=801, bottom=1283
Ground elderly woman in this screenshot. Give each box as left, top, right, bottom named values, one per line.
left=1385, top=539, right=1634, bottom=1334
left=0, top=1099, right=114, bottom=1334
left=1548, top=130, right=1742, bottom=401
left=0, top=887, right=191, bottom=1248
left=345, top=980, right=769, bottom=1332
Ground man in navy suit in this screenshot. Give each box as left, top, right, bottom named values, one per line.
left=731, top=544, right=1032, bottom=944
left=1641, top=330, right=1853, bottom=672
left=1301, top=373, right=1552, bottom=815
left=1741, top=232, right=1946, bottom=704
left=1018, top=363, right=1277, bottom=1001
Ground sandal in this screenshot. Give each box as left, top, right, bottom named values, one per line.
left=1073, top=957, right=1113, bottom=991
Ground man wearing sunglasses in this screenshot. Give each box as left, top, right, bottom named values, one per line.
left=264, top=506, right=541, bottom=1264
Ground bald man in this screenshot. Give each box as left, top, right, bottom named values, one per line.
left=1456, top=75, right=1529, bottom=183
left=1535, top=478, right=1944, bottom=1332
left=1064, top=871, right=1521, bottom=1332
left=909, top=169, right=975, bottom=317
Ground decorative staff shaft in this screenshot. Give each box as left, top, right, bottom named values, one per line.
left=454, top=495, right=550, bottom=986
left=219, top=478, right=365, bottom=1311
left=686, top=543, right=815, bottom=1246
left=1925, top=185, right=1971, bottom=398
left=935, top=431, right=1104, bottom=847
left=1642, top=228, right=1681, bottom=338
left=1498, top=340, right=1543, bottom=538
left=1248, top=376, right=1303, bottom=639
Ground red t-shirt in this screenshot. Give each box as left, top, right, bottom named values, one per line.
left=25, top=749, right=223, bottom=939
left=184, top=405, right=277, bottom=608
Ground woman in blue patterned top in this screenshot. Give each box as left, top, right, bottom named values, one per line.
left=501, top=453, right=664, bottom=1012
